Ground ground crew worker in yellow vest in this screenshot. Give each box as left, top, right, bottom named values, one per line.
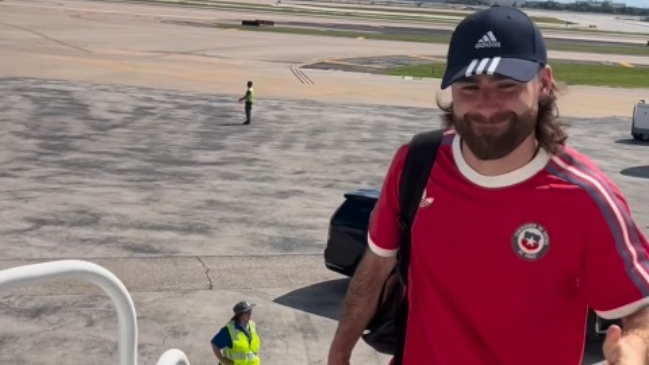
left=210, top=300, right=261, bottom=365
left=237, top=81, right=254, bottom=125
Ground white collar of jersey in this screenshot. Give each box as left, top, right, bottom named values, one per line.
left=452, top=134, right=550, bottom=189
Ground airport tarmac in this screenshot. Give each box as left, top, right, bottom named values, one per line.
left=1, top=1, right=649, bottom=365
left=1, top=76, right=648, bottom=365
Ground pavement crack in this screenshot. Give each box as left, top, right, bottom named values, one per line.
left=39, top=324, right=64, bottom=334
left=195, top=256, right=213, bottom=290
left=0, top=20, right=91, bottom=54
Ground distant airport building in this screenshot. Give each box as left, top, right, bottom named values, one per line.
left=477, top=0, right=524, bottom=5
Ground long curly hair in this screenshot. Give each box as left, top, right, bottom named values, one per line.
left=435, top=81, right=569, bottom=155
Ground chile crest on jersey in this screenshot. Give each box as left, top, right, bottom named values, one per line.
left=512, top=222, right=551, bottom=262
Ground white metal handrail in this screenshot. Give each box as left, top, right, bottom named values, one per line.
left=0, top=260, right=190, bottom=365
left=156, top=349, right=190, bottom=365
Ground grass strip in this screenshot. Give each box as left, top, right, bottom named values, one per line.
left=297, top=4, right=571, bottom=24
left=530, top=16, right=576, bottom=24
left=382, top=61, right=649, bottom=88
left=216, top=24, right=649, bottom=57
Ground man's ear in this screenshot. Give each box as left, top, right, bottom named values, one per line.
left=538, top=65, right=554, bottom=95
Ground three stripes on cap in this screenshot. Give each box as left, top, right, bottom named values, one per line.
left=464, top=57, right=502, bottom=78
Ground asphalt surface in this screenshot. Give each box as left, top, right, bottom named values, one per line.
left=305, top=55, right=444, bottom=73
left=1, top=77, right=649, bottom=364
left=0, top=76, right=395, bottom=365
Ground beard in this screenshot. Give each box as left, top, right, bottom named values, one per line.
left=452, top=107, right=537, bottom=161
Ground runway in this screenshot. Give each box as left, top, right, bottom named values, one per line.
left=523, top=8, right=649, bottom=34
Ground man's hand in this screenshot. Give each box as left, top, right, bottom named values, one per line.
left=603, top=324, right=647, bottom=365
left=211, top=344, right=234, bottom=365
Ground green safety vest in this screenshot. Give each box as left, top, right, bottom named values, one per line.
left=222, top=320, right=261, bottom=365
left=246, top=87, right=254, bottom=103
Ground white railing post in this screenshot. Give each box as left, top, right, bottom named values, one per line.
left=0, top=260, right=138, bottom=365
left=156, top=349, right=190, bottom=365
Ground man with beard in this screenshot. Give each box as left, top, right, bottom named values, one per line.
left=327, top=6, right=649, bottom=365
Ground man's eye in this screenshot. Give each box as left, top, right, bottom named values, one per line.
left=499, top=83, right=517, bottom=89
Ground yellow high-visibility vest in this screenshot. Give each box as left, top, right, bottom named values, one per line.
left=246, top=87, right=255, bottom=103
left=222, top=320, right=261, bottom=365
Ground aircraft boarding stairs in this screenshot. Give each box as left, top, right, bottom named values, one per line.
left=0, top=260, right=611, bottom=365
left=0, top=260, right=191, bottom=365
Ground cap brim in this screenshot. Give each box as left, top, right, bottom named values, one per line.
left=441, top=58, right=541, bottom=89
left=233, top=303, right=257, bottom=317
left=241, top=304, right=256, bottom=313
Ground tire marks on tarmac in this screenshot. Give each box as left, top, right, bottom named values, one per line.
left=294, top=310, right=323, bottom=365
left=291, top=65, right=314, bottom=85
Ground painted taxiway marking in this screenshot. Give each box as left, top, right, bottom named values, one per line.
left=409, top=54, right=443, bottom=61
left=322, top=58, right=383, bottom=68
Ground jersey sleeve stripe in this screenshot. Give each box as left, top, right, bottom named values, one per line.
left=441, top=129, right=455, bottom=146
left=595, top=296, right=649, bottom=319
left=368, top=232, right=398, bottom=258
left=549, top=155, right=649, bottom=296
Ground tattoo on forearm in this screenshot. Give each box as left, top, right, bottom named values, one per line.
left=339, top=263, right=374, bottom=324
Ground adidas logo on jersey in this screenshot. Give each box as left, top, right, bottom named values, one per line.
left=475, top=31, right=501, bottom=49
left=419, top=189, right=434, bottom=208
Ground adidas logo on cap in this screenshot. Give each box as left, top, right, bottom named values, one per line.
left=475, top=31, right=501, bottom=49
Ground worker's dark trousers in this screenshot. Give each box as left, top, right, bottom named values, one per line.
left=244, top=102, right=252, bottom=123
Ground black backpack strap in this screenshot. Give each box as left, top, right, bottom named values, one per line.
left=397, top=128, right=444, bottom=283
left=392, top=128, right=445, bottom=365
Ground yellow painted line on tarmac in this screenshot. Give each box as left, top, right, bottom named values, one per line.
left=409, top=54, right=443, bottom=61
left=619, top=61, right=635, bottom=68
left=322, top=58, right=382, bottom=69
left=356, top=36, right=366, bottom=40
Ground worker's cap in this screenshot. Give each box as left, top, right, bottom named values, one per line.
left=233, top=300, right=256, bottom=315
left=440, top=6, right=548, bottom=89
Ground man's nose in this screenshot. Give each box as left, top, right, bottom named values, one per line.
left=475, top=89, right=500, bottom=119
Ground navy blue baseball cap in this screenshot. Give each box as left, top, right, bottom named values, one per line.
left=440, top=6, right=548, bottom=89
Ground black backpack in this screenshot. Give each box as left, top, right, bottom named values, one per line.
left=361, top=129, right=444, bottom=364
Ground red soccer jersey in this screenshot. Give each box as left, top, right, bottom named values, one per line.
left=368, top=129, right=649, bottom=365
